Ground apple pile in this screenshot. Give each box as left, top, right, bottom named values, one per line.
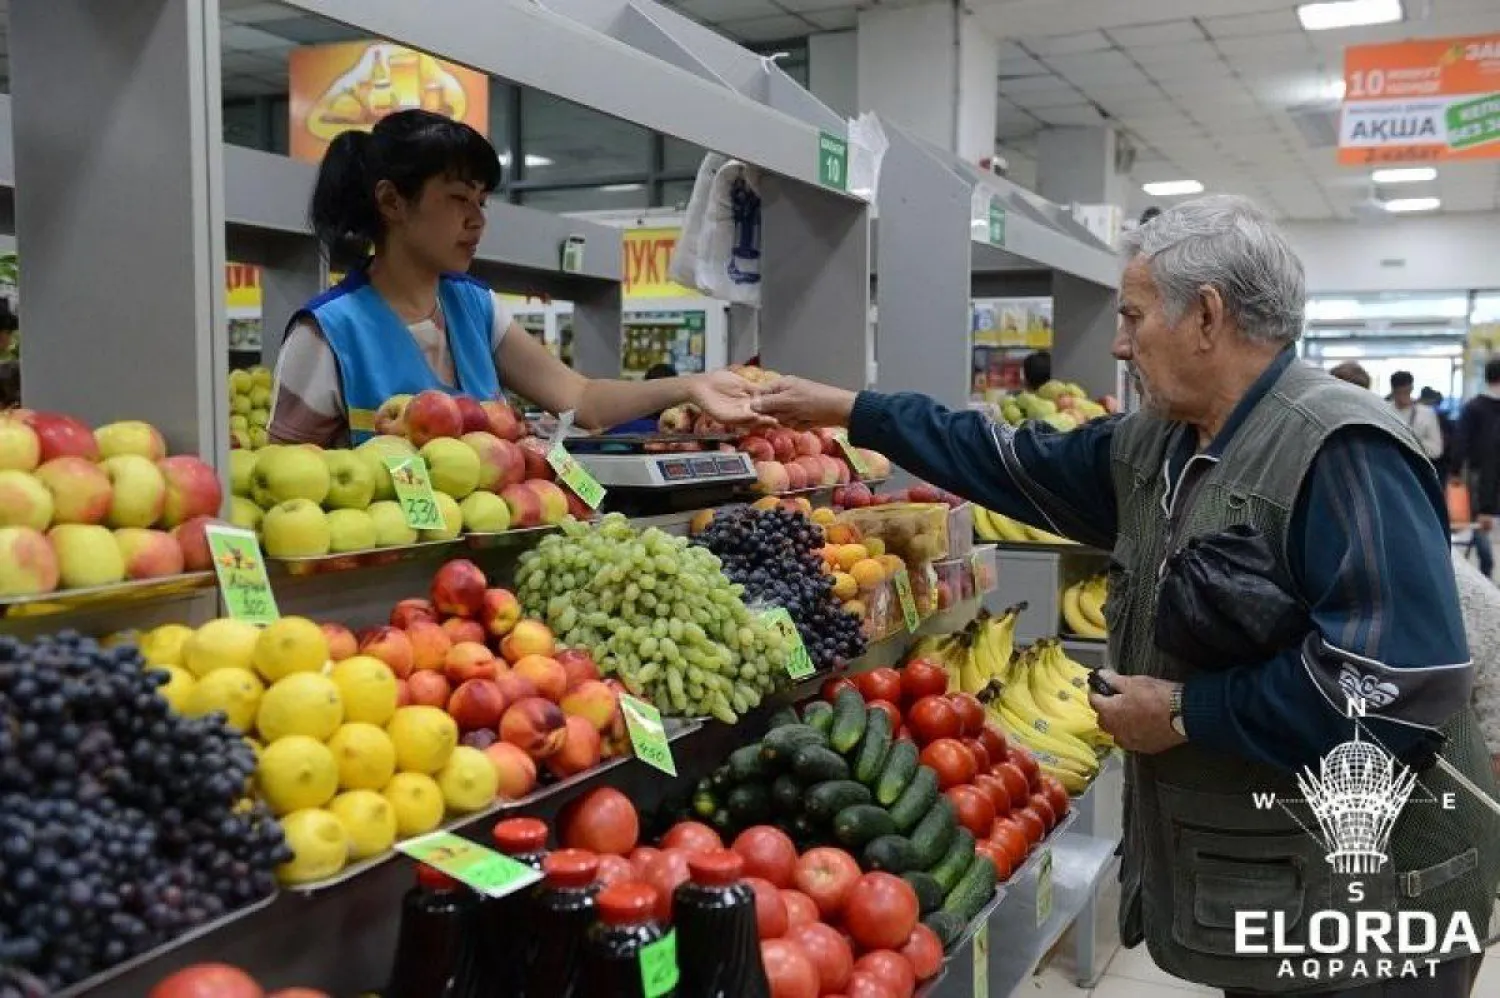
left=227, top=366, right=273, bottom=451
left=740, top=427, right=892, bottom=496
left=999, top=380, right=1116, bottom=431
left=0, top=410, right=223, bottom=597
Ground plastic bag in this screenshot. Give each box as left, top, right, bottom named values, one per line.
left=1154, top=525, right=1310, bottom=669
left=691, top=160, right=762, bottom=305
left=667, top=152, right=726, bottom=290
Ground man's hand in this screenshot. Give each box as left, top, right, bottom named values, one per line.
left=688, top=370, right=773, bottom=430
left=751, top=377, right=858, bottom=430
left=1087, top=671, right=1187, bottom=754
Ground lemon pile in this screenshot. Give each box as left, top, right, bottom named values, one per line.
left=135, top=614, right=498, bottom=885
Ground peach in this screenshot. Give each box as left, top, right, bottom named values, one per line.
left=394, top=678, right=413, bottom=708
left=754, top=461, right=789, bottom=495
left=320, top=622, right=359, bottom=662
left=447, top=677, right=509, bottom=732
left=442, top=616, right=486, bottom=646
left=560, top=679, right=619, bottom=732
left=832, top=458, right=852, bottom=486
left=555, top=648, right=601, bottom=690
left=29, top=412, right=99, bottom=462
left=493, top=669, right=540, bottom=705
left=784, top=462, right=809, bottom=491
left=445, top=641, right=497, bottom=684
left=547, top=715, right=602, bottom=778
left=526, top=481, right=569, bottom=526
left=768, top=429, right=797, bottom=464
left=359, top=626, right=415, bottom=679
left=500, top=619, right=555, bottom=664
left=512, top=654, right=567, bottom=701
left=171, top=515, right=218, bottom=572
left=404, top=389, right=463, bottom=446
left=431, top=558, right=487, bottom=618
left=825, top=523, right=861, bottom=545
left=34, top=456, right=112, bottom=525
left=813, top=455, right=842, bottom=487
left=739, top=436, right=775, bottom=462
left=518, top=438, right=553, bottom=482
left=113, top=528, right=186, bottom=580
left=499, top=696, right=567, bottom=759
left=481, top=400, right=523, bottom=442
left=484, top=742, right=538, bottom=800
left=501, top=483, right=542, bottom=529
left=454, top=396, right=491, bottom=435
left=406, top=619, right=453, bottom=672
left=479, top=587, right=522, bottom=639
left=407, top=670, right=451, bottom=708
left=796, top=431, right=823, bottom=458
left=157, top=455, right=223, bottom=528
left=390, top=597, right=437, bottom=629
left=792, top=455, right=822, bottom=484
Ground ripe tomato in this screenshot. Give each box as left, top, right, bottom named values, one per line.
left=1007, top=745, right=1042, bottom=790
left=898, top=924, right=944, bottom=981
left=974, top=837, right=1014, bottom=880
left=596, top=854, right=637, bottom=886
left=991, top=761, right=1029, bottom=808
left=660, top=820, right=723, bottom=854
left=978, top=724, right=1008, bottom=764
left=822, top=676, right=857, bottom=703
left=854, top=667, right=903, bottom=704
left=1028, top=792, right=1058, bottom=830
left=843, top=872, right=920, bottom=951
left=990, top=819, right=1031, bottom=867
left=628, top=846, right=662, bottom=877
left=962, top=737, right=991, bottom=773
left=1013, top=807, right=1047, bottom=846
left=786, top=921, right=854, bottom=994
left=1039, top=774, right=1070, bottom=820
left=853, top=951, right=916, bottom=998
left=558, top=787, right=639, bottom=855
left=972, top=773, right=1012, bottom=815
left=946, top=784, right=997, bottom=839
left=746, top=876, right=789, bottom=939
left=794, top=847, right=862, bottom=918
left=921, top=738, right=977, bottom=790
left=948, top=693, right=985, bottom=737
left=733, top=826, right=800, bottom=888
left=761, top=938, right=821, bottom=998
left=866, top=698, right=902, bottom=732
left=899, top=659, right=948, bottom=704
left=782, top=888, right=820, bottom=929
left=643, top=849, right=692, bottom=923
left=149, top=965, right=263, bottom=998
left=906, top=695, right=961, bottom=744
left=845, top=970, right=899, bottom=998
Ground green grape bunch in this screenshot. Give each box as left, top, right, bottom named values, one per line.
left=515, top=514, right=789, bottom=723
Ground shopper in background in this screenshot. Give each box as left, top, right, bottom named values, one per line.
left=1458, top=358, right=1500, bottom=581
left=1021, top=350, right=1051, bottom=392
left=267, top=110, right=761, bottom=448
left=1422, top=386, right=1459, bottom=482
left=1388, top=370, right=1445, bottom=463
left=752, top=194, right=1498, bottom=998
left=1328, top=361, right=1371, bottom=390
left=1452, top=553, right=1500, bottom=780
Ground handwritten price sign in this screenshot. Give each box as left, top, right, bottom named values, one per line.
left=385, top=455, right=445, bottom=531
left=204, top=525, right=279, bottom=624
left=762, top=607, right=815, bottom=680
left=620, top=693, right=676, bottom=775
left=547, top=443, right=606, bottom=511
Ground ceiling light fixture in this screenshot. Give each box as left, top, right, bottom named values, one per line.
left=1142, top=180, right=1204, bottom=196
left=1383, top=197, right=1441, bottom=213
left=496, top=153, right=554, bottom=168
left=1297, top=0, right=1403, bottom=31
left=1372, top=167, right=1436, bottom=184
left=599, top=183, right=645, bottom=193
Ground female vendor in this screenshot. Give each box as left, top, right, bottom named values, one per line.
left=268, top=110, right=760, bottom=446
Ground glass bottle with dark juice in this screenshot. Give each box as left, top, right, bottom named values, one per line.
left=522, top=848, right=601, bottom=998
left=474, top=817, right=551, bottom=998
left=385, top=864, right=479, bottom=998
left=673, top=849, right=769, bottom=998
left=582, top=882, right=676, bottom=998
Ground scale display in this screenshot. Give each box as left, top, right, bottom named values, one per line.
left=571, top=450, right=755, bottom=489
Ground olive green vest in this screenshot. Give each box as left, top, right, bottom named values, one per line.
left=1107, top=360, right=1500, bottom=994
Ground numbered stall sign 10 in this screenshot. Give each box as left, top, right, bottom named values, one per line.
left=818, top=131, right=849, bottom=192
left=384, top=455, right=446, bottom=531
left=204, top=525, right=278, bottom=625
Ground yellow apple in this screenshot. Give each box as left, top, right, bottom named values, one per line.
left=460, top=491, right=511, bottom=533
left=368, top=501, right=417, bottom=547
left=0, top=527, right=59, bottom=595
left=323, top=450, right=376, bottom=510
left=261, top=499, right=331, bottom=557
left=94, top=421, right=166, bottom=462
left=326, top=508, right=377, bottom=553
left=101, top=455, right=167, bottom=529
left=49, top=524, right=126, bottom=588
left=251, top=445, right=329, bottom=508
left=0, top=469, right=55, bottom=531
left=419, top=438, right=480, bottom=500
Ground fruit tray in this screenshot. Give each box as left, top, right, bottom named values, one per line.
left=0, top=571, right=216, bottom=620
left=463, top=523, right=565, bottom=550
left=267, top=539, right=465, bottom=576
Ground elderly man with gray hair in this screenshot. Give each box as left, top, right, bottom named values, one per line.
left=754, top=195, right=1499, bottom=997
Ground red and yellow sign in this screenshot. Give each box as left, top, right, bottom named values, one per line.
left=623, top=228, right=698, bottom=300
left=1340, top=33, right=1500, bottom=165
left=289, top=41, right=488, bottom=164
left=225, top=263, right=261, bottom=312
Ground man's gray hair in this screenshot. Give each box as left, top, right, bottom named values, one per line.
left=1121, top=194, right=1306, bottom=345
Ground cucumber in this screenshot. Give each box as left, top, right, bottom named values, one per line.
left=863, top=835, right=918, bottom=874
left=909, top=797, right=958, bottom=869
left=942, top=854, right=998, bottom=923
left=903, top=871, right=947, bottom=915
left=924, top=911, right=967, bottom=951
left=803, top=779, right=873, bottom=823
left=800, top=700, right=834, bottom=734
left=771, top=773, right=803, bottom=816
left=727, top=743, right=769, bottom=783
left=726, top=783, right=772, bottom=827
left=929, top=828, right=976, bottom=892
left=829, top=688, right=867, bottom=754
left=833, top=805, right=897, bottom=850
left=889, top=766, right=939, bottom=834
left=767, top=706, right=801, bottom=729
left=853, top=707, right=893, bottom=786
left=874, top=740, right=920, bottom=806
left=760, top=724, right=828, bottom=769
left=793, top=744, right=851, bottom=783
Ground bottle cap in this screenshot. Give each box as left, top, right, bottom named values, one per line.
left=492, top=817, right=549, bottom=856
left=543, top=848, right=600, bottom=888
left=597, top=882, right=659, bottom=926
left=416, top=864, right=461, bottom=891
left=687, top=849, right=744, bottom=886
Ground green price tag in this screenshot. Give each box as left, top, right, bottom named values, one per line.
left=1035, top=848, right=1053, bottom=927
left=205, top=525, right=278, bottom=625
left=763, top=607, right=815, bottom=680
left=620, top=693, right=676, bottom=776
left=398, top=830, right=542, bottom=898
left=833, top=431, right=872, bottom=479
left=547, top=443, right=606, bottom=511
left=818, top=131, right=849, bottom=191
left=973, top=921, right=990, bottom=998
left=384, top=455, right=445, bottom=530
left=894, top=568, right=920, bottom=632
left=988, top=199, right=1006, bottom=247
left=639, top=928, right=679, bottom=998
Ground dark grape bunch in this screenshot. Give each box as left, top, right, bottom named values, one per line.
left=695, top=507, right=866, bottom=671
left=0, top=632, right=289, bottom=992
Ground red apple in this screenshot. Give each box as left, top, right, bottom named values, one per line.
left=501, top=484, right=542, bottom=529
left=481, top=400, right=524, bottom=442
left=518, top=438, right=553, bottom=482
left=526, top=481, right=569, bottom=526
left=29, top=412, right=99, bottom=462
left=170, top=515, right=219, bottom=571
left=404, top=390, right=464, bottom=446
left=454, top=396, right=491, bottom=435
left=561, top=485, right=593, bottom=521
left=431, top=558, right=488, bottom=618
left=34, top=457, right=112, bottom=525
left=157, top=455, right=223, bottom=528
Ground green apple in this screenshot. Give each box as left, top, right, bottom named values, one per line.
left=460, top=491, right=511, bottom=533
left=249, top=409, right=270, bottom=430
left=326, top=508, right=377, bottom=553
left=229, top=450, right=257, bottom=497
left=248, top=427, right=269, bottom=449
left=232, top=394, right=252, bottom=416
left=419, top=438, right=480, bottom=500
left=101, top=455, right=167, bottom=529
left=251, top=444, right=329, bottom=508
left=323, top=450, right=376, bottom=510
left=229, top=369, right=253, bottom=395
left=48, top=524, right=126, bottom=589
left=419, top=492, right=462, bottom=542
left=251, top=367, right=272, bottom=390
left=261, top=498, right=331, bottom=557
left=229, top=414, right=249, bottom=434
left=249, top=386, right=272, bottom=409
left=355, top=435, right=416, bottom=503
left=368, top=500, right=417, bottom=547
left=229, top=495, right=263, bottom=533
left=231, top=430, right=253, bottom=450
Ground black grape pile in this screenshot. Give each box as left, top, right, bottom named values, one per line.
left=695, top=507, right=866, bottom=672
left=0, top=632, right=289, bottom=992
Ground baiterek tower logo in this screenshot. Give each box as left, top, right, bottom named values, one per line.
left=1296, top=729, right=1419, bottom=876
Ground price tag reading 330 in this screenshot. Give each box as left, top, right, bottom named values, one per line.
left=763, top=607, right=815, bottom=680
left=894, top=568, right=920, bottom=632
left=619, top=693, right=676, bottom=776
left=204, top=525, right=278, bottom=625
left=384, top=455, right=445, bottom=531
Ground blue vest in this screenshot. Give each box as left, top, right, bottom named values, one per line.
left=288, top=268, right=502, bottom=443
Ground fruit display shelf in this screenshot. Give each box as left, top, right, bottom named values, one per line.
left=984, top=538, right=1109, bottom=557
left=265, top=538, right=466, bottom=578
left=0, top=571, right=216, bottom=621
left=462, top=522, right=568, bottom=551
left=917, top=887, right=1006, bottom=998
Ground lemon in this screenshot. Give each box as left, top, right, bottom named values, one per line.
left=382, top=772, right=446, bottom=837
left=257, top=734, right=339, bottom=815
left=140, top=623, right=195, bottom=667
left=185, top=667, right=263, bottom=732
left=252, top=616, right=330, bottom=683
left=436, top=746, right=500, bottom=813
left=149, top=664, right=196, bottom=713
left=256, top=672, right=344, bottom=743
left=326, top=722, right=397, bottom=791
left=328, top=790, right=398, bottom=860
left=385, top=706, right=458, bottom=775
left=276, top=808, right=349, bottom=884
left=183, top=619, right=261, bottom=678
left=330, top=655, right=398, bottom=726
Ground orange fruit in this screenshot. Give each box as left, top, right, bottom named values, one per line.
left=842, top=599, right=867, bottom=618
left=752, top=496, right=780, bottom=512
left=851, top=559, right=888, bottom=590
left=835, top=544, right=869, bottom=571
left=831, top=572, right=858, bottom=601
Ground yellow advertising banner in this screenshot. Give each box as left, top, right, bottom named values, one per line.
left=288, top=41, right=489, bottom=164
left=623, top=228, right=698, bottom=300
left=225, top=263, right=261, bottom=312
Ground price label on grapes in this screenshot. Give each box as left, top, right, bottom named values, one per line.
left=398, top=831, right=542, bottom=898
left=205, top=525, right=278, bottom=625
left=972, top=921, right=990, bottom=998
left=639, top=928, right=680, bottom=998
left=1035, top=848, right=1054, bottom=927
left=894, top=568, right=920, bottom=632
left=547, top=443, right=606, bottom=511
left=763, top=607, right=815, bottom=680
left=384, top=455, right=445, bottom=530
left=833, top=431, right=872, bottom=479
left=620, top=693, right=677, bottom=776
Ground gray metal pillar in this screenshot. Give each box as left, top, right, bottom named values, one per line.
left=1051, top=272, right=1119, bottom=399
left=572, top=283, right=626, bottom=379
left=260, top=243, right=325, bottom=372
left=11, top=0, right=228, bottom=464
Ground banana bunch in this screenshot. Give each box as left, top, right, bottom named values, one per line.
left=974, top=507, right=1075, bottom=546
left=1061, top=575, right=1108, bottom=640
left=907, top=604, right=1024, bottom=696
left=980, top=639, right=1111, bottom=793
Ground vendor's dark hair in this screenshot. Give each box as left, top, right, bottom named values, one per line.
left=310, top=110, right=502, bottom=260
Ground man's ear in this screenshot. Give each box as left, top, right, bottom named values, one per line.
left=1197, top=285, right=1227, bottom=351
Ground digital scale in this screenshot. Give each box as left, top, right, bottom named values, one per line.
left=563, top=434, right=756, bottom=514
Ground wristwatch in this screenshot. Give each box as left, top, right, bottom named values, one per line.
left=1168, top=684, right=1187, bottom=738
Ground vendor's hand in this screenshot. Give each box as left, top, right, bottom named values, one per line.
left=751, top=377, right=858, bottom=431
left=1087, top=671, right=1187, bottom=755
left=688, top=370, right=773, bottom=429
